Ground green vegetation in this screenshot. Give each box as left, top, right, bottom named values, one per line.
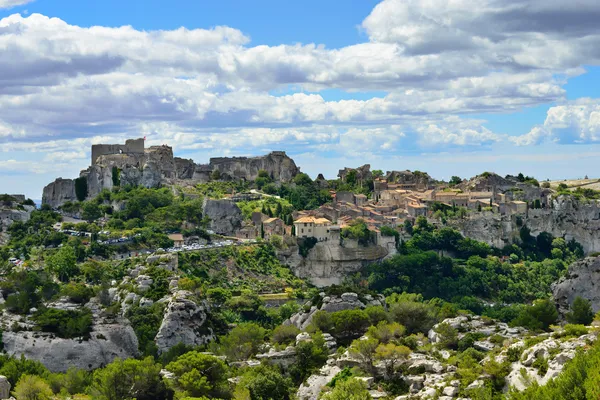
left=33, top=308, right=93, bottom=339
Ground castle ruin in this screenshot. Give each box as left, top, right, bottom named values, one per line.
left=91, top=138, right=145, bottom=165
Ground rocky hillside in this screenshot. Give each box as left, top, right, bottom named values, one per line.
left=553, top=256, right=600, bottom=315
left=452, top=195, right=600, bottom=254
left=280, top=237, right=396, bottom=287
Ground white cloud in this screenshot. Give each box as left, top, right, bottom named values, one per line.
left=1, top=1, right=600, bottom=194
left=0, top=0, right=33, bottom=9
left=513, top=99, right=600, bottom=145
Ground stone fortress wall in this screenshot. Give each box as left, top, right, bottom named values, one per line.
left=91, top=138, right=145, bottom=165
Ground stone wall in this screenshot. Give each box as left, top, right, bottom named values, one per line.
left=209, top=151, right=300, bottom=182
left=91, top=138, right=145, bottom=165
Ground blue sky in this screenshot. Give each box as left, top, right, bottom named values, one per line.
left=1, top=0, right=600, bottom=198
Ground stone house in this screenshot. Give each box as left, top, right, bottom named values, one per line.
left=509, top=201, right=527, bottom=214
left=263, top=217, right=285, bottom=237
left=168, top=233, right=184, bottom=248
left=407, top=202, right=427, bottom=217
left=236, top=223, right=258, bottom=240
left=294, top=216, right=332, bottom=241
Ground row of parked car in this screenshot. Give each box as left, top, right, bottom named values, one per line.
left=159, top=239, right=258, bottom=254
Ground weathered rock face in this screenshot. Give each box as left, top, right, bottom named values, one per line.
left=202, top=198, right=243, bottom=235
left=284, top=239, right=391, bottom=287
left=174, top=157, right=196, bottom=179
left=155, top=291, right=214, bottom=353
left=452, top=196, right=600, bottom=254
left=386, top=170, right=431, bottom=186
left=0, top=376, right=9, bottom=400
left=209, top=151, right=300, bottom=182
left=286, top=292, right=385, bottom=330
left=42, top=178, right=77, bottom=208
left=552, top=256, right=600, bottom=314
left=338, top=164, right=372, bottom=183
left=2, top=316, right=139, bottom=372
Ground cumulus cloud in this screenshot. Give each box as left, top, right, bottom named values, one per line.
left=513, top=99, right=600, bottom=145
left=1, top=0, right=600, bottom=189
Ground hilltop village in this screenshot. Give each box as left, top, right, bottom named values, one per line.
left=41, top=139, right=558, bottom=252
left=1, top=139, right=600, bottom=399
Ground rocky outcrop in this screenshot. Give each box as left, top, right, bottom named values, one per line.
left=505, top=332, right=597, bottom=392
left=0, top=376, right=9, bottom=400
left=43, top=140, right=301, bottom=207
left=552, top=256, right=600, bottom=314
left=42, top=178, right=77, bottom=208
left=286, top=292, right=385, bottom=330
left=209, top=151, right=299, bottom=182
left=202, top=198, right=243, bottom=235
left=2, top=315, right=139, bottom=372
left=154, top=291, right=214, bottom=353
left=284, top=239, right=391, bottom=287
left=338, top=164, right=372, bottom=183
left=452, top=196, right=600, bottom=254
left=387, top=170, right=430, bottom=185
left=174, top=157, right=196, bottom=179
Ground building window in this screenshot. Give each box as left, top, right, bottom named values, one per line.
left=304, top=223, right=307, bottom=227
left=301, top=229, right=304, bottom=233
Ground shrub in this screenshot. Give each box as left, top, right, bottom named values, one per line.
left=390, top=301, right=438, bottom=334
left=364, top=305, right=389, bottom=325
left=507, top=346, right=524, bottom=362
left=271, top=324, right=300, bottom=345
left=435, top=322, right=458, bottom=350
left=566, top=296, right=594, bottom=326
left=61, top=282, right=94, bottom=304
left=33, top=308, right=93, bottom=339
left=12, top=374, right=53, bottom=400
left=218, top=323, right=267, bottom=361
left=555, top=324, right=589, bottom=339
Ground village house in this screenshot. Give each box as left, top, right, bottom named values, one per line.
left=294, top=216, right=332, bottom=241
left=263, top=217, right=285, bottom=237
left=168, top=233, right=185, bottom=248
left=236, top=223, right=258, bottom=240
left=509, top=200, right=528, bottom=214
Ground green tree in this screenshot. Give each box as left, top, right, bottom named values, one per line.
left=12, top=374, right=53, bottom=400
left=289, top=332, right=328, bottom=385
left=566, top=296, right=594, bottom=325
left=74, top=177, right=88, bottom=202
left=82, top=201, right=102, bottom=222
left=435, top=322, right=459, bottom=350
left=218, top=322, right=267, bottom=361
left=321, top=378, right=372, bottom=400
left=90, top=357, right=169, bottom=400
left=375, top=342, right=411, bottom=377
left=235, top=365, right=293, bottom=400
left=349, top=337, right=380, bottom=374
left=165, top=351, right=229, bottom=398
left=513, top=299, right=558, bottom=331
left=449, top=176, right=462, bottom=186
left=46, top=246, right=79, bottom=282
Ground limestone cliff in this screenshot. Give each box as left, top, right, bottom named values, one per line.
left=42, top=178, right=77, bottom=208
left=202, top=198, right=243, bottom=235
left=209, top=151, right=299, bottom=182
left=451, top=196, right=600, bottom=254
left=2, top=300, right=139, bottom=372
left=282, top=239, right=393, bottom=287
left=552, top=256, right=600, bottom=314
